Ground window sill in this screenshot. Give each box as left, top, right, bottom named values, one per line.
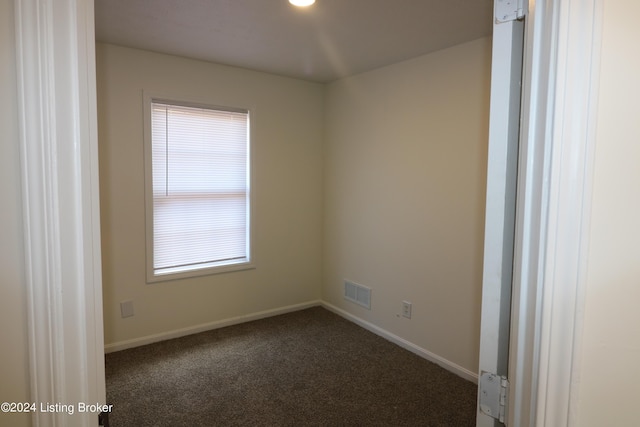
left=146, top=260, right=255, bottom=284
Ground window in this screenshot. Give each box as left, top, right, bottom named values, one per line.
left=144, top=97, right=252, bottom=282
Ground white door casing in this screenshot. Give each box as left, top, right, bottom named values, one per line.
left=518, top=0, right=603, bottom=425
left=14, top=0, right=106, bottom=426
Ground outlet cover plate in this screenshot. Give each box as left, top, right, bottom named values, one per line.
left=402, top=301, right=412, bottom=318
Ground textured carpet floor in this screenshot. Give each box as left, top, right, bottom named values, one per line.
left=106, top=307, right=477, bottom=426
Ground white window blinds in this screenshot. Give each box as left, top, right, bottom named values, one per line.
left=150, top=101, right=250, bottom=277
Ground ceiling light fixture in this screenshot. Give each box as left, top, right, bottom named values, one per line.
left=289, top=0, right=315, bottom=7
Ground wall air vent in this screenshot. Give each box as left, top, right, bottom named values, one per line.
left=344, top=280, right=371, bottom=310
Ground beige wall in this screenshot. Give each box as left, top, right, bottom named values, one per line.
left=0, top=2, right=31, bottom=426
left=97, top=44, right=324, bottom=347
left=575, top=0, right=640, bottom=424
left=98, top=38, right=491, bottom=374
left=323, top=37, right=491, bottom=373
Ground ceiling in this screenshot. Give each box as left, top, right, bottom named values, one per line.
left=94, top=0, right=493, bottom=83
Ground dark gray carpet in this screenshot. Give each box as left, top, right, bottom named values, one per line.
left=105, top=307, right=477, bottom=426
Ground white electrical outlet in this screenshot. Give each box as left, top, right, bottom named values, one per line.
left=402, top=301, right=412, bottom=319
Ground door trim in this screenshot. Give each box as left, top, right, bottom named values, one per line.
left=509, top=0, right=603, bottom=425
left=14, top=0, right=105, bottom=425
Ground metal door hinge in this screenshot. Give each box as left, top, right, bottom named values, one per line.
left=479, top=371, right=509, bottom=424
left=495, top=0, right=526, bottom=23
left=99, top=411, right=110, bottom=427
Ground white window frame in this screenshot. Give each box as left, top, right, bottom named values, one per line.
left=143, top=92, right=254, bottom=283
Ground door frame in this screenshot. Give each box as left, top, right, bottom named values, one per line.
left=517, top=0, right=603, bottom=425
left=14, top=0, right=106, bottom=425
left=476, top=11, right=524, bottom=426
left=486, top=0, right=604, bottom=425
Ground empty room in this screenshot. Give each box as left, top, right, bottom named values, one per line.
left=3, top=0, right=639, bottom=426
left=96, top=0, right=490, bottom=424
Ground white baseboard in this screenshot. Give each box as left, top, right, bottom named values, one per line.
left=321, top=302, right=479, bottom=384
left=104, top=300, right=322, bottom=353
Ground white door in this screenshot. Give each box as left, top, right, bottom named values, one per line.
left=476, top=2, right=525, bottom=426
